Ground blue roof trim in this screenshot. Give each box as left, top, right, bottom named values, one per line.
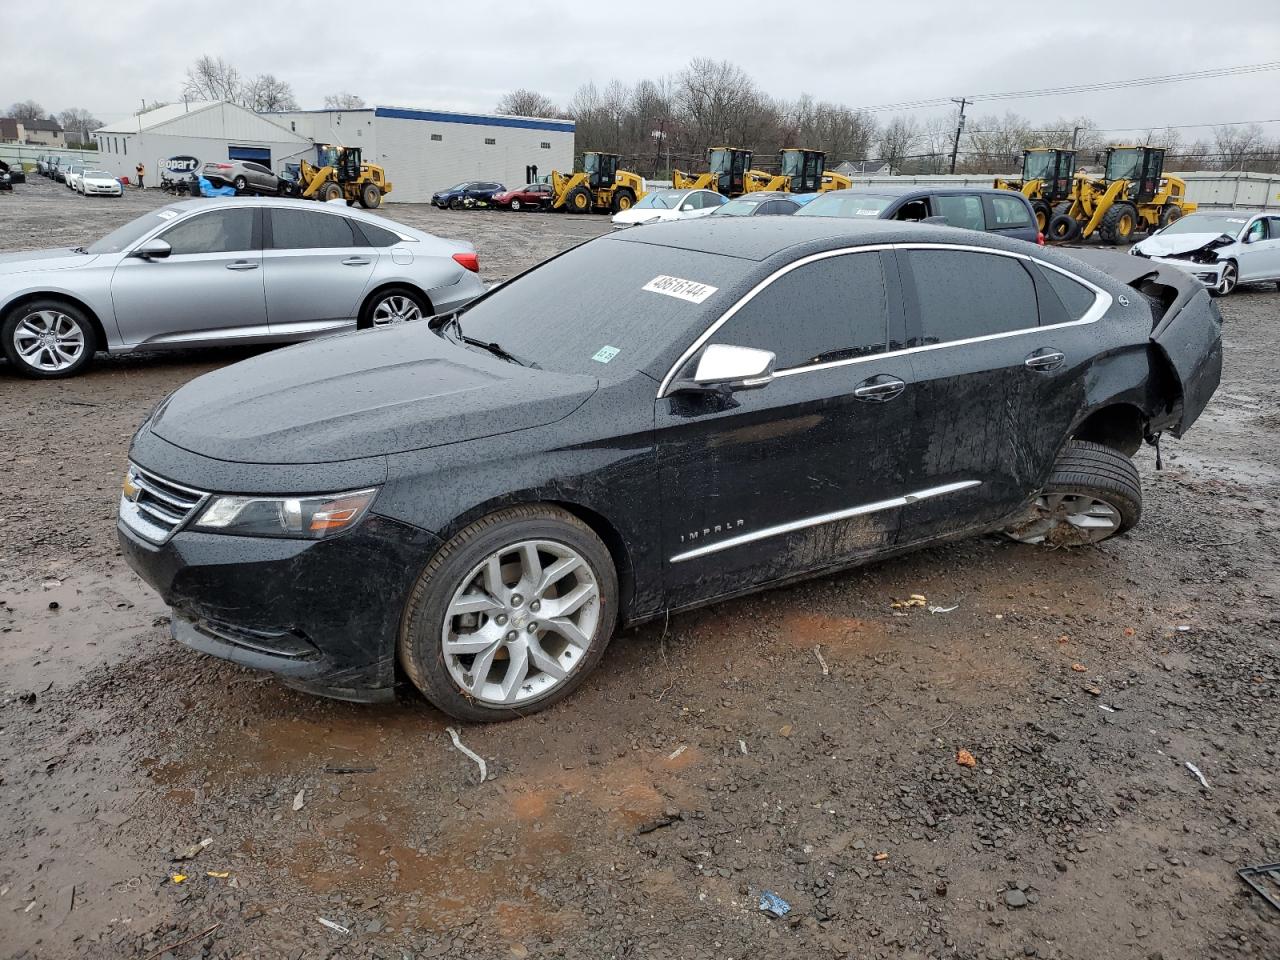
left=374, top=106, right=574, bottom=133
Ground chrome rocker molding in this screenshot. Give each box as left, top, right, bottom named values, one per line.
left=669, top=479, right=982, bottom=563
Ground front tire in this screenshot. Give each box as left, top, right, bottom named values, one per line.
left=510, top=198, right=522, bottom=212
left=1211, top=260, right=1238, bottom=297
left=1099, top=202, right=1139, bottom=244
left=1032, top=200, right=1052, bottom=233
left=566, top=186, right=593, bottom=213
left=1004, top=440, right=1141, bottom=546
left=2, top=299, right=97, bottom=379
left=319, top=182, right=343, bottom=202
left=233, top=175, right=249, bottom=193
left=399, top=505, right=619, bottom=722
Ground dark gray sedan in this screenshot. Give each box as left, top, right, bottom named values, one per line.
left=0, top=198, right=485, bottom=378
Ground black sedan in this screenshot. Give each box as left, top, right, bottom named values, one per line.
left=118, top=218, right=1222, bottom=721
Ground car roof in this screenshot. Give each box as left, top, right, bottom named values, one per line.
left=158, top=196, right=416, bottom=230
left=727, top=192, right=791, bottom=201
left=827, top=186, right=1027, bottom=199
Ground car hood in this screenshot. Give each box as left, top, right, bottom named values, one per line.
left=612, top=208, right=669, bottom=226
left=0, top=248, right=101, bottom=274
left=149, top=324, right=599, bottom=465
left=1135, top=232, right=1236, bottom=257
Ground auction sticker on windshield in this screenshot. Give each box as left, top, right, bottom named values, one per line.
left=643, top=275, right=719, bottom=304
left=592, top=345, right=621, bottom=364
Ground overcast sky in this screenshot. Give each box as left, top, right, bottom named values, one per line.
left=7, top=1, right=1280, bottom=138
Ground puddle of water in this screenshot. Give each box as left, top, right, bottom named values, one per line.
left=0, top=571, right=166, bottom=693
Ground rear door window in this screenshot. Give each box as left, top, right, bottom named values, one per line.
left=354, top=220, right=403, bottom=246
left=934, top=194, right=986, bottom=231
left=1037, top=265, right=1098, bottom=321
left=990, top=194, right=1032, bottom=227
left=904, top=249, right=1038, bottom=343
left=159, top=208, right=257, bottom=255
left=270, top=209, right=358, bottom=249
left=710, top=252, right=891, bottom=370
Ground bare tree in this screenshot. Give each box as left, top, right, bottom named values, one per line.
left=323, top=92, right=366, bottom=110
left=676, top=58, right=765, bottom=152
left=242, top=74, right=298, bottom=112
left=8, top=100, right=45, bottom=122
left=878, top=115, right=921, bottom=172
left=183, top=55, right=241, bottom=102
left=57, top=108, right=102, bottom=145
left=1214, top=123, right=1264, bottom=171
left=495, top=89, right=558, bottom=118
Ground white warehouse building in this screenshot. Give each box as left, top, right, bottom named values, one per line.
left=94, top=101, right=314, bottom=185
left=270, top=106, right=576, bottom=203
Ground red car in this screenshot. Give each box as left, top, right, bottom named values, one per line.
left=492, top=182, right=554, bottom=211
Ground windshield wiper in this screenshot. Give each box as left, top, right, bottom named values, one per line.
left=71, top=246, right=89, bottom=254
left=437, top=313, right=533, bottom=367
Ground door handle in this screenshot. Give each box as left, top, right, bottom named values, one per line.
left=853, top=376, right=906, bottom=402
left=225, top=261, right=258, bottom=271
left=1024, top=349, right=1066, bottom=372
left=342, top=257, right=372, bottom=266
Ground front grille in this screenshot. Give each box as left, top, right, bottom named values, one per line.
left=190, top=617, right=319, bottom=660
left=119, top=463, right=208, bottom=543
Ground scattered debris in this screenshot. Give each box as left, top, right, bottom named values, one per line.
left=446, top=727, right=488, bottom=783
left=323, top=765, right=376, bottom=774
left=956, top=749, right=977, bottom=768
left=206, top=871, right=230, bottom=879
left=318, top=917, right=351, bottom=934
left=1071, top=663, right=1088, bottom=673
left=169, top=874, right=187, bottom=885
left=738, top=739, right=748, bottom=755
left=292, top=789, right=305, bottom=812
left=143, top=923, right=222, bottom=960
left=667, top=744, right=688, bottom=761
left=934, top=878, right=948, bottom=897
left=813, top=645, right=829, bottom=676
left=873, top=852, right=889, bottom=862
left=757, top=890, right=791, bottom=918
left=891, top=594, right=928, bottom=609
left=1005, top=889, right=1029, bottom=908
left=928, top=604, right=958, bottom=614
left=1099, top=704, right=1117, bottom=713
left=1237, top=863, right=1280, bottom=913
left=635, top=811, right=683, bottom=835
left=778, top=724, right=794, bottom=738
left=1083, top=685, right=1102, bottom=697
left=1123, top=627, right=1137, bottom=637
left=173, top=837, right=212, bottom=861
left=1185, top=761, right=1210, bottom=789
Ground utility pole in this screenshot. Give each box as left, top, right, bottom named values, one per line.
left=1071, top=126, right=1082, bottom=149
left=949, top=97, right=969, bottom=174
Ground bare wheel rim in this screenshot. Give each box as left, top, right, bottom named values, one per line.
left=1219, top=263, right=1237, bottom=295
left=442, top=538, right=601, bottom=706
left=13, top=310, right=85, bottom=372
left=1006, top=493, right=1121, bottom=545
left=370, top=295, right=424, bottom=327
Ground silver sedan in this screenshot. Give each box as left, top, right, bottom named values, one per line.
left=0, top=197, right=486, bottom=378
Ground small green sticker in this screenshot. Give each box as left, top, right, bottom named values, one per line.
left=592, top=345, right=620, bottom=364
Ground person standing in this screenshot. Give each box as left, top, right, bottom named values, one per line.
left=135, top=162, right=145, bottom=189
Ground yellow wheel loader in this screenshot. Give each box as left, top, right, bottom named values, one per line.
left=298, top=145, right=392, bottom=209
left=1045, top=146, right=1196, bottom=244
left=994, top=148, right=1077, bottom=232
left=550, top=152, right=647, bottom=214
left=744, top=148, right=837, bottom=194
left=672, top=147, right=754, bottom=196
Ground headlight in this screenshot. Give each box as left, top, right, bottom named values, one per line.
left=193, top=488, right=378, bottom=539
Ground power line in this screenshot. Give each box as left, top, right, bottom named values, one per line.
left=855, top=61, right=1280, bottom=113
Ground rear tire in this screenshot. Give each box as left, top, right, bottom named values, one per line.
left=2, top=298, right=98, bottom=379
left=233, top=175, right=248, bottom=193
left=1004, top=440, right=1141, bottom=546
left=1159, top=204, right=1184, bottom=229
left=1047, top=213, right=1081, bottom=243
left=358, top=286, right=430, bottom=330
left=399, top=505, right=619, bottom=722
left=359, top=183, right=382, bottom=208
left=610, top=188, right=636, bottom=214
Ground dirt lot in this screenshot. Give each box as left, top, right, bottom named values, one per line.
left=1, top=175, right=1278, bottom=960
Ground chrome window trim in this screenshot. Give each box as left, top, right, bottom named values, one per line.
left=669, top=479, right=981, bottom=563
left=656, top=242, right=1112, bottom=397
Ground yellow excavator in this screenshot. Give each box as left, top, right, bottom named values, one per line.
left=672, top=147, right=755, bottom=196
left=994, top=148, right=1077, bottom=232
left=551, top=152, right=647, bottom=213
left=1045, top=146, right=1196, bottom=244
left=298, top=144, right=391, bottom=209
left=744, top=148, right=850, bottom=194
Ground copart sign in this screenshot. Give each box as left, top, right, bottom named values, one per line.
left=159, top=155, right=200, bottom=175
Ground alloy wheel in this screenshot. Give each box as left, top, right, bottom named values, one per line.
left=370, top=296, right=424, bottom=326
left=1006, top=493, right=1122, bottom=545
left=1218, top=263, right=1237, bottom=296
left=13, top=310, right=85, bottom=372
left=441, top=539, right=601, bottom=706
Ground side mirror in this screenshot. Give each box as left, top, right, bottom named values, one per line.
left=674, top=343, right=776, bottom=394
left=922, top=215, right=950, bottom=226
left=680, top=203, right=694, bottom=211
left=133, top=238, right=172, bottom=260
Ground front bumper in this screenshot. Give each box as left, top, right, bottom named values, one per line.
left=118, top=512, right=441, bottom=702
left=1142, top=255, right=1222, bottom=289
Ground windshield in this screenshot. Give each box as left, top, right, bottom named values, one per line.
left=1106, top=149, right=1144, bottom=182
left=714, top=198, right=764, bottom=216
left=1023, top=151, right=1057, bottom=181
left=1160, top=214, right=1251, bottom=236
left=84, top=170, right=112, bottom=179
left=634, top=190, right=683, bottom=210
left=86, top=208, right=177, bottom=254
left=780, top=151, right=804, bottom=178
left=709, top=149, right=731, bottom=174
left=455, top=237, right=753, bottom=379
left=796, top=193, right=894, bottom=218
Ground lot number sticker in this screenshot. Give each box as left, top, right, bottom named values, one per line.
left=592, top=345, right=621, bottom=364
left=642, top=275, right=718, bottom=304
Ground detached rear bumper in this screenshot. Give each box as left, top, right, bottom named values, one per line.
left=118, top=514, right=441, bottom=703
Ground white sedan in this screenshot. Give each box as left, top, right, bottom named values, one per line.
left=611, top=188, right=727, bottom=228
left=80, top=170, right=124, bottom=197
left=65, top=164, right=88, bottom=192
left=1131, top=210, right=1280, bottom=296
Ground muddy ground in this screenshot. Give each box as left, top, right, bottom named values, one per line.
left=1, top=175, right=1277, bottom=960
